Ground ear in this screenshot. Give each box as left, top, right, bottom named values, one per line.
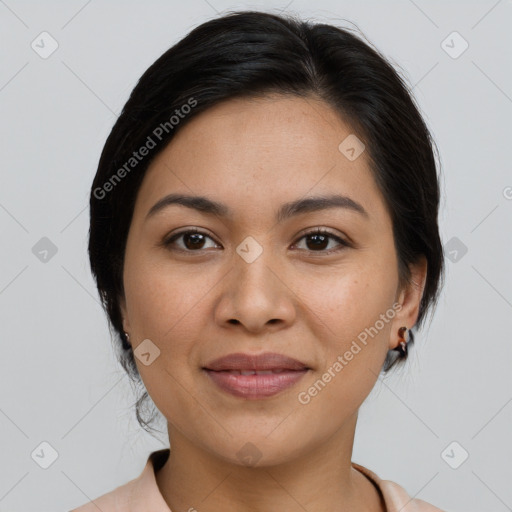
left=119, top=294, right=131, bottom=334
left=389, top=256, right=428, bottom=350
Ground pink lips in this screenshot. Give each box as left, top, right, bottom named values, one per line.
left=203, top=352, right=309, bottom=399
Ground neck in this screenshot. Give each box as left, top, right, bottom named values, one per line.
left=155, top=413, right=385, bottom=512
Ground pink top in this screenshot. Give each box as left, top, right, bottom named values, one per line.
left=70, top=449, right=445, bottom=512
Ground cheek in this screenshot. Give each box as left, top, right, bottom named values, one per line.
left=298, top=261, right=395, bottom=337
left=299, top=264, right=396, bottom=382
left=124, top=255, right=205, bottom=337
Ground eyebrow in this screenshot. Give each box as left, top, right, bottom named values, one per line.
left=146, top=193, right=369, bottom=222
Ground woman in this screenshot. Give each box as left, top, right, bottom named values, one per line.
left=72, top=10, right=446, bottom=512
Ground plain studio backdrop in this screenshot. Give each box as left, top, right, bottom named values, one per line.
left=0, top=1, right=511, bottom=511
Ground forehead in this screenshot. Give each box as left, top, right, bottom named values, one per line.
left=133, top=94, right=389, bottom=228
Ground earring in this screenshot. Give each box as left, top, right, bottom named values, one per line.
left=395, top=326, right=408, bottom=357
left=121, top=331, right=132, bottom=351
left=124, top=332, right=131, bottom=348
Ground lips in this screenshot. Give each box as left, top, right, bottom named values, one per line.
left=203, top=352, right=310, bottom=399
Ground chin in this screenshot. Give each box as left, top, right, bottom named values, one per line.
left=204, top=430, right=309, bottom=468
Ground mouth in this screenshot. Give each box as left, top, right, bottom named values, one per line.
left=203, top=368, right=309, bottom=399
left=202, top=352, right=310, bottom=399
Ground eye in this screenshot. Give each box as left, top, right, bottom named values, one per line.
left=292, top=228, right=349, bottom=254
left=163, top=229, right=219, bottom=252
left=163, top=229, right=220, bottom=252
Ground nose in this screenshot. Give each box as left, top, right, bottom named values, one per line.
left=214, top=249, right=296, bottom=334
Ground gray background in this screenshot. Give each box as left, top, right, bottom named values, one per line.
left=1, top=1, right=511, bottom=511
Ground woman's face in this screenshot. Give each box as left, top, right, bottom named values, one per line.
left=121, top=94, right=426, bottom=465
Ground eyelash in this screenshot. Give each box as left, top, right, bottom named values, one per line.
left=162, top=228, right=349, bottom=255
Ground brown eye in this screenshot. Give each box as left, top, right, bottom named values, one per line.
left=164, top=230, right=219, bottom=252
left=293, top=228, right=349, bottom=253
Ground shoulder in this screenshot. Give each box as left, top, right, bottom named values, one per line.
left=352, top=462, right=446, bottom=512
left=69, top=479, right=133, bottom=512
left=70, top=449, right=171, bottom=512
left=70, top=475, right=142, bottom=512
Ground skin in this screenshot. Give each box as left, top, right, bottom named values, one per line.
left=120, top=94, right=427, bottom=512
